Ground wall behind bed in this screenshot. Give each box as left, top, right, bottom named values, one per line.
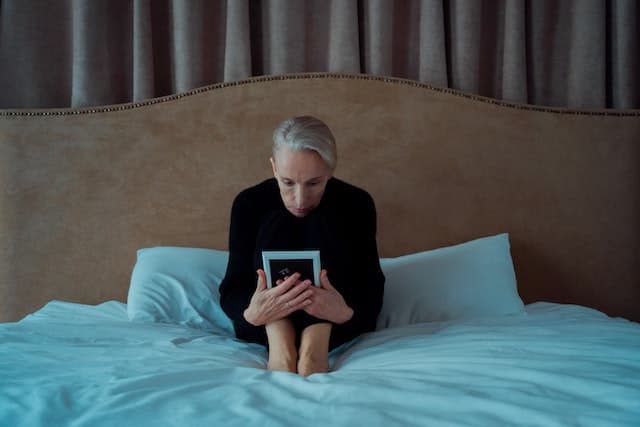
left=1, top=73, right=639, bottom=323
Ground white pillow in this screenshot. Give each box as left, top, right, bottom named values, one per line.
left=376, top=233, right=524, bottom=329
left=127, top=246, right=233, bottom=334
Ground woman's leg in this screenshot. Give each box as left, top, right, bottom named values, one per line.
left=265, top=318, right=298, bottom=373
left=297, top=322, right=332, bottom=376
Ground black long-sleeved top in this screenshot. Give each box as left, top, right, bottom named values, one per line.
left=219, top=177, right=385, bottom=349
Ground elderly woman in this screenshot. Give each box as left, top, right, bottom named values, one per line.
left=219, top=116, right=384, bottom=376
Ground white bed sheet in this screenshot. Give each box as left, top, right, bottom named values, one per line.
left=1, top=301, right=639, bottom=427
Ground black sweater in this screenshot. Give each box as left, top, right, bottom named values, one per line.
left=219, top=177, right=385, bottom=348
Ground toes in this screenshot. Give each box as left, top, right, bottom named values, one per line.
left=297, top=358, right=328, bottom=377
left=267, top=356, right=297, bottom=373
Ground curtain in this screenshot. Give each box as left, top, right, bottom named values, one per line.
left=0, top=0, right=638, bottom=109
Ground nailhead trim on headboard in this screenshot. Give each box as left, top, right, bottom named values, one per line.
left=1, top=72, right=639, bottom=117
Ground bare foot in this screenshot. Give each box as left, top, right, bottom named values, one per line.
left=265, top=318, right=297, bottom=373
left=267, top=353, right=297, bottom=373
left=297, top=323, right=331, bottom=376
left=297, top=352, right=329, bottom=377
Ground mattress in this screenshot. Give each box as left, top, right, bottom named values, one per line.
left=2, top=300, right=639, bottom=427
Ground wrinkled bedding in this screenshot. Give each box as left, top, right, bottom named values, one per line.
left=1, top=301, right=639, bottom=427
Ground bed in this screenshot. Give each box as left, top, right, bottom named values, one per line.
left=1, top=73, right=639, bottom=426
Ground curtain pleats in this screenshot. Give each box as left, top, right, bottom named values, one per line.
left=328, top=0, right=360, bottom=73
left=362, top=0, right=393, bottom=76
left=70, top=1, right=133, bottom=106
left=132, top=0, right=154, bottom=102
left=418, top=0, right=448, bottom=88
left=566, top=0, right=607, bottom=108
left=224, top=0, right=252, bottom=81
left=0, top=0, right=637, bottom=109
left=501, top=0, right=527, bottom=103
left=610, top=0, right=640, bottom=109
left=0, top=0, right=73, bottom=107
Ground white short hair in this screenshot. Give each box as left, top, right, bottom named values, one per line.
left=272, top=116, right=337, bottom=170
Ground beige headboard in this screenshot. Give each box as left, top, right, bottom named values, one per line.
left=1, top=73, right=639, bottom=323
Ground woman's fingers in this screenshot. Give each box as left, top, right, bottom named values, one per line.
left=256, top=269, right=267, bottom=291
left=286, top=288, right=313, bottom=310
left=271, top=273, right=302, bottom=295
left=250, top=272, right=314, bottom=323
left=276, top=278, right=312, bottom=308
left=319, top=269, right=335, bottom=290
left=268, top=273, right=311, bottom=311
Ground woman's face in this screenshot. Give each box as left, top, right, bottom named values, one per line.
left=271, top=147, right=333, bottom=218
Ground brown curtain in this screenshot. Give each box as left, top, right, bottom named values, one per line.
left=0, top=0, right=638, bottom=109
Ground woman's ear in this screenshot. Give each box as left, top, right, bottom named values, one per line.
left=270, top=157, right=277, bottom=177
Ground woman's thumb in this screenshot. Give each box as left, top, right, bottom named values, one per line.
left=320, top=269, right=334, bottom=289
left=256, top=269, right=267, bottom=290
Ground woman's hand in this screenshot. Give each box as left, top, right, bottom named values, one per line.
left=303, top=270, right=354, bottom=324
left=243, top=269, right=313, bottom=326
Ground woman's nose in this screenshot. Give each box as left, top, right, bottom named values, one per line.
left=295, top=187, right=307, bottom=207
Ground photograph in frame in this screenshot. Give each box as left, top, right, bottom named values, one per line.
left=261, top=250, right=321, bottom=288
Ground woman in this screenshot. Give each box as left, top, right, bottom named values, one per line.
left=219, top=116, right=384, bottom=376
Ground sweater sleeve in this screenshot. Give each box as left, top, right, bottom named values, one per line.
left=219, top=192, right=262, bottom=340
left=334, top=192, right=385, bottom=338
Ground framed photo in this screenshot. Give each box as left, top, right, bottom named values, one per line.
left=261, top=250, right=321, bottom=288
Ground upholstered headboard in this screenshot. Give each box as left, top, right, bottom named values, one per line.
left=1, top=73, right=639, bottom=322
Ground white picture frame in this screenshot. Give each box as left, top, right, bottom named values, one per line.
left=261, top=250, right=321, bottom=288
